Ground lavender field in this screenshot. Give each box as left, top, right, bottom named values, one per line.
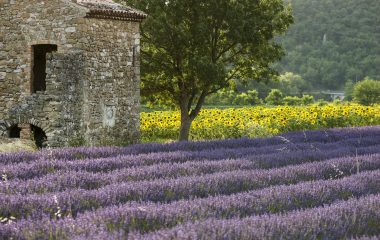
left=1, top=126, right=380, bottom=239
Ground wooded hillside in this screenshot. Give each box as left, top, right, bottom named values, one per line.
left=277, top=0, right=380, bottom=90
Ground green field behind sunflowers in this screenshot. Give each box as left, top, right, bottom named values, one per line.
left=141, top=103, right=380, bottom=142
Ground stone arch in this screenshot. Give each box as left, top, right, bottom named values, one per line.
left=0, top=118, right=52, bottom=148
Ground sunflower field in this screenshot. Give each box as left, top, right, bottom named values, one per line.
left=141, top=103, right=380, bottom=142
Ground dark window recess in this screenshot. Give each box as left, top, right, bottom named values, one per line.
left=9, top=125, right=21, bottom=138
left=31, top=44, right=57, bottom=93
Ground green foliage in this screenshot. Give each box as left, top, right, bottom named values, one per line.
left=265, top=89, right=284, bottom=105
left=122, top=0, right=293, bottom=140
left=353, top=78, right=380, bottom=105
left=283, top=95, right=314, bottom=106
left=233, top=90, right=262, bottom=106
left=277, top=0, right=380, bottom=90
left=277, top=72, right=311, bottom=95
left=283, top=96, right=302, bottom=106
left=315, top=99, right=329, bottom=106
left=302, top=95, right=314, bottom=105
left=207, top=89, right=314, bottom=106
left=207, top=89, right=262, bottom=106
left=205, top=90, right=235, bottom=106
left=344, top=80, right=355, bottom=101
left=237, top=72, right=310, bottom=98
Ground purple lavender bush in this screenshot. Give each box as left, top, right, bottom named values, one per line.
left=0, top=125, right=379, bottom=240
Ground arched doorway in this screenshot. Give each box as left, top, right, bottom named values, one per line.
left=7, top=123, right=48, bottom=149
left=31, top=125, right=48, bottom=149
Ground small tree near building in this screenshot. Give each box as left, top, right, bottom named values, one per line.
left=123, top=0, right=293, bottom=141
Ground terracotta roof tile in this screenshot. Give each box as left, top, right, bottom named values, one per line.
left=74, top=0, right=147, bottom=22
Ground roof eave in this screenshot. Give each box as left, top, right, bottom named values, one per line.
left=86, top=9, right=147, bottom=22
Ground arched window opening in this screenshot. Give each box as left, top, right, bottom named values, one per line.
left=9, top=125, right=21, bottom=138
left=31, top=44, right=57, bottom=93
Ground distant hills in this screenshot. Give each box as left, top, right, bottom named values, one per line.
left=277, top=0, right=380, bottom=90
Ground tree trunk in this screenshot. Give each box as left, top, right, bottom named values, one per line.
left=179, top=113, right=193, bottom=141
left=178, top=89, right=208, bottom=141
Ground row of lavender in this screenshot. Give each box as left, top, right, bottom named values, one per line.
left=1, top=150, right=380, bottom=195
left=2, top=134, right=380, bottom=181
left=1, top=170, right=379, bottom=239
left=0, top=126, right=379, bottom=239
left=130, top=193, right=380, bottom=240
left=2, top=153, right=380, bottom=220
left=1, top=126, right=380, bottom=164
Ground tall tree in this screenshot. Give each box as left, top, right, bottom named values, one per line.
left=123, top=0, right=293, bottom=141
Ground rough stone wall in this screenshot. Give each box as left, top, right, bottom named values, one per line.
left=0, top=0, right=141, bottom=147
left=81, top=19, right=141, bottom=146
left=6, top=52, right=85, bottom=147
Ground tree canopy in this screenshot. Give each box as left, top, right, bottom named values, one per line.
left=353, top=78, right=380, bottom=106
left=122, top=0, right=293, bottom=140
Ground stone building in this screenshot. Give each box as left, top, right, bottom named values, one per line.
left=0, top=0, right=146, bottom=147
